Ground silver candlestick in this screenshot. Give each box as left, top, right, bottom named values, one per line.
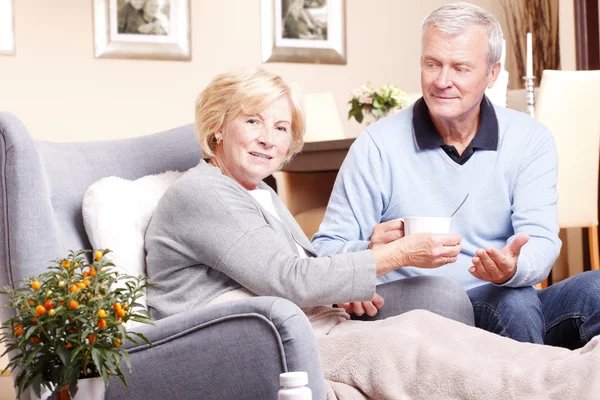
left=522, top=76, right=536, bottom=118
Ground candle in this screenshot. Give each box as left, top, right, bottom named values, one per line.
left=526, top=32, right=533, bottom=77
left=500, top=39, right=506, bottom=68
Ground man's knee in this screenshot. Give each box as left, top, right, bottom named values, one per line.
left=541, top=270, right=600, bottom=312
left=560, top=270, right=600, bottom=295
left=376, top=276, right=475, bottom=326
left=469, top=284, right=540, bottom=315
left=468, top=284, right=544, bottom=341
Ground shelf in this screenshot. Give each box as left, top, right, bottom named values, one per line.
left=282, top=138, right=355, bottom=173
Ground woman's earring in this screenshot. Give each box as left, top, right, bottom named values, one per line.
left=215, top=135, right=222, bottom=144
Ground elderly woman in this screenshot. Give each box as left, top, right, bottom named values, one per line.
left=145, top=67, right=470, bottom=323
left=145, top=68, right=600, bottom=399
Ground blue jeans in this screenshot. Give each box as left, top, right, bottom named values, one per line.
left=467, top=270, right=600, bottom=348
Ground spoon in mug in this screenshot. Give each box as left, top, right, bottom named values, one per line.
left=450, top=193, right=469, bottom=218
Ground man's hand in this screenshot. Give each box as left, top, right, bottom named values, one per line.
left=469, top=233, right=530, bottom=284
left=368, top=220, right=404, bottom=250
left=337, top=292, right=385, bottom=317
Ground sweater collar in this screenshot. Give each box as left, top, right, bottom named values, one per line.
left=412, top=95, right=499, bottom=151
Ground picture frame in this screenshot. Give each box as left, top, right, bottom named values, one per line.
left=93, top=0, right=191, bottom=61
left=0, top=0, right=15, bottom=56
left=261, top=0, right=346, bottom=65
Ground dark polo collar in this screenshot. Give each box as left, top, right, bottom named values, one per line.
left=412, top=96, right=498, bottom=164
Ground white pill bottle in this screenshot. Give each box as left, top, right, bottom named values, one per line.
left=278, top=371, right=312, bottom=400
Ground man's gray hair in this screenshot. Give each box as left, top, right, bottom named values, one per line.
left=421, top=2, right=503, bottom=72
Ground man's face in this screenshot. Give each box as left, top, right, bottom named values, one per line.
left=420, top=25, right=499, bottom=123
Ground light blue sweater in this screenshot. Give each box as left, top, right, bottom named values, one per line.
left=312, top=103, right=561, bottom=290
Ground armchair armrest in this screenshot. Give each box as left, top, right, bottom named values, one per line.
left=106, top=296, right=325, bottom=400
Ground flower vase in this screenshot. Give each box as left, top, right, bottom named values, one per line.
left=51, top=386, right=70, bottom=400
left=365, top=109, right=398, bottom=126
left=34, top=377, right=105, bottom=400
left=364, top=110, right=379, bottom=127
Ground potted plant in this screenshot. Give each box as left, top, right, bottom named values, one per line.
left=0, top=249, right=153, bottom=399
left=348, top=83, right=410, bottom=124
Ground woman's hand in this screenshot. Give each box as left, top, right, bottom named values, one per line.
left=373, top=233, right=462, bottom=276
left=337, top=292, right=385, bottom=317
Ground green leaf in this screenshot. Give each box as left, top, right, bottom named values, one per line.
left=129, top=332, right=152, bottom=346
left=69, top=374, right=79, bottom=398
left=23, top=346, right=42, bottom=370
left=138, top=282, right=155, bottom=290
left=120, top=349, right=132, bottom=372
left=104, top=352, right=118, bottom=374
left=0, top=342, right=19, bottom=358
left=125, top=335, right=140, bottom=346
left=30, top=373, right=42, bottom=398
left=129, top=302, right=145, bottom=309
left=130, top=317, right=153, bottom=325
left=91, top=347, right=104, bottom=376
left=117, top=372, right=128, bottom=388
left=101, top=367, right=110, bottom=387
left=15, top=369, right=29, bottom=398
left=355, top=110, right=364, bottom=123
left=24, top=325, right=38, bottom=340
left=6, top=356, right=23, bottom=370
left=117, top=323, right=127, bottom=338
left=70, top=345, right=85, bottom=363
left=57, top=345, right=71, bottom=367
left=129, top=313, right=149, bottom=320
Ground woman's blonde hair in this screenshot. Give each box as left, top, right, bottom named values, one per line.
left=195, top=67, right=306, bottom=163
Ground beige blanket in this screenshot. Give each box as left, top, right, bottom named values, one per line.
left=210, top=291, right=600, bottom=399
left=314, top=308, right=600, bottom=400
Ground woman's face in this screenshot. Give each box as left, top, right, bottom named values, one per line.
left=213, top=96, right=293, bottom=190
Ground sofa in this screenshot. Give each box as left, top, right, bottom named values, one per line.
left=0, top=111, right=326, bottom=399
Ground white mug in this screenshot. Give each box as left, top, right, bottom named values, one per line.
left=402, top=217, right=451, bottom=235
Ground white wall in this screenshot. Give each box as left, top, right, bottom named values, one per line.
left=0, top=0, right=510, bottom=142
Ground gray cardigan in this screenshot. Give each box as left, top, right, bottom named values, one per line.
left=145, top=161, right=376, bottom=320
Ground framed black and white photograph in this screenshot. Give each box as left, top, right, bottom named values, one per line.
left=0, top=0, right=15, bottom=56
left=93, top=0, right=191, bottom=61
left=261, top=0, right=346, bottom=65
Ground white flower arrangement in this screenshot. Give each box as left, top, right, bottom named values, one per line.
left=348, top=83, right=410, bottom=124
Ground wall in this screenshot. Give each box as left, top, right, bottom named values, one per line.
left=0, top=0, right=510, bottom=142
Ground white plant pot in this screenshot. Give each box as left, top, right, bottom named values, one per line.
left=33, top=377, right=105, bottom=400
left=76, top=377, right=105, bottom=400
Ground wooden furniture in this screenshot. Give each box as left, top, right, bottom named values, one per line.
left=277, top=138, right=354, bottom=237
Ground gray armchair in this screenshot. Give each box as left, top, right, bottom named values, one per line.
left=0, top=111, right=325, bottom=399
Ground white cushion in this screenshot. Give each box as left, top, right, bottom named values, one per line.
left=82, top=170, right=184, bottom=322
left=485, top=70, right=509, bottom=108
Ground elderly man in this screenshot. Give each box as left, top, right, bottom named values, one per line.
left=313, top=2, right=600, bottom=347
